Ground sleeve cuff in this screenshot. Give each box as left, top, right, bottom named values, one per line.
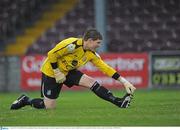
left=112, top=72, right=120, bottom=80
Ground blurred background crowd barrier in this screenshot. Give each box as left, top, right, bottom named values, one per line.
left=0, top=0, right=180, bottom=92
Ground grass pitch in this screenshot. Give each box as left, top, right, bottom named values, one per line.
left=0, top=89, right=180, bottom=126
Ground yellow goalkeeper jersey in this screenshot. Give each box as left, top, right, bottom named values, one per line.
left=41, top=37, right=117, bottom=78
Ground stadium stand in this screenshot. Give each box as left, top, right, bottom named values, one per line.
left=107, top=0, right=180, bottom=52
left=1, top=0, right=180, bottom=54
left=4, top=0, right=78, bottom=55
left=0, top=0, right=59, bottom=54
left=26, top=0, right=95, bottom=54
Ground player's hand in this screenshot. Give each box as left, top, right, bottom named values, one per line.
left=53, top=68, right=66, bottom=83
left=118, top=76, right=136, bottom=95
left=123, top=81, right=136, bottom=95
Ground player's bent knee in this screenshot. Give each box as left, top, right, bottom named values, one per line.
left=79, top=74, right=97, bottom=88
left=44, top=98, right=56, bottom=109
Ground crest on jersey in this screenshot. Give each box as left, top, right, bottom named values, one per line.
left=67, top=44, right=75, bottom=52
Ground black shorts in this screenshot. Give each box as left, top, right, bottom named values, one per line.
left=41, top=69, right=83, bottom=99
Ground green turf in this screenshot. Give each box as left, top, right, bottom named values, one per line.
left=0, top=89, right=180, bottom=126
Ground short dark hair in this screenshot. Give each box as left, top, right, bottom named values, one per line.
left=83, top=29, right=102, bottom=41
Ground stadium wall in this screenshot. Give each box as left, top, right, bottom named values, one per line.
left=0, top=56, right=21, bottom=92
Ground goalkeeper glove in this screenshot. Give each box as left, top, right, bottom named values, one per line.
left=118, top=76, right=136, bottom=95
left=53, top=68, right=66, bottom=83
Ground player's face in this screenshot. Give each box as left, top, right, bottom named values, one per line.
left=88, top=39, right=102, bottom=51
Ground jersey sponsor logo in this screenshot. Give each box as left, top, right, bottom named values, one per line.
left=67, top=44, right=75, bottom=52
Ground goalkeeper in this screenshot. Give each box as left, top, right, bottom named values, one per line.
left=10, top=29, right=136, bottom=110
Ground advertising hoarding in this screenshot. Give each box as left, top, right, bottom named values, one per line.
left=21, top=53, right=149, bottom=91
left=150, top=51, right=180, bottom=88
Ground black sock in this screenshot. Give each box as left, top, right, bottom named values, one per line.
left=90, top=81, right=116, bottom=104
left=30, top=98, right=45, bottom=109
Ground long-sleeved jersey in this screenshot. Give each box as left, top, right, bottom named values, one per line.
left=41, top=37, right=119, bottom=79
